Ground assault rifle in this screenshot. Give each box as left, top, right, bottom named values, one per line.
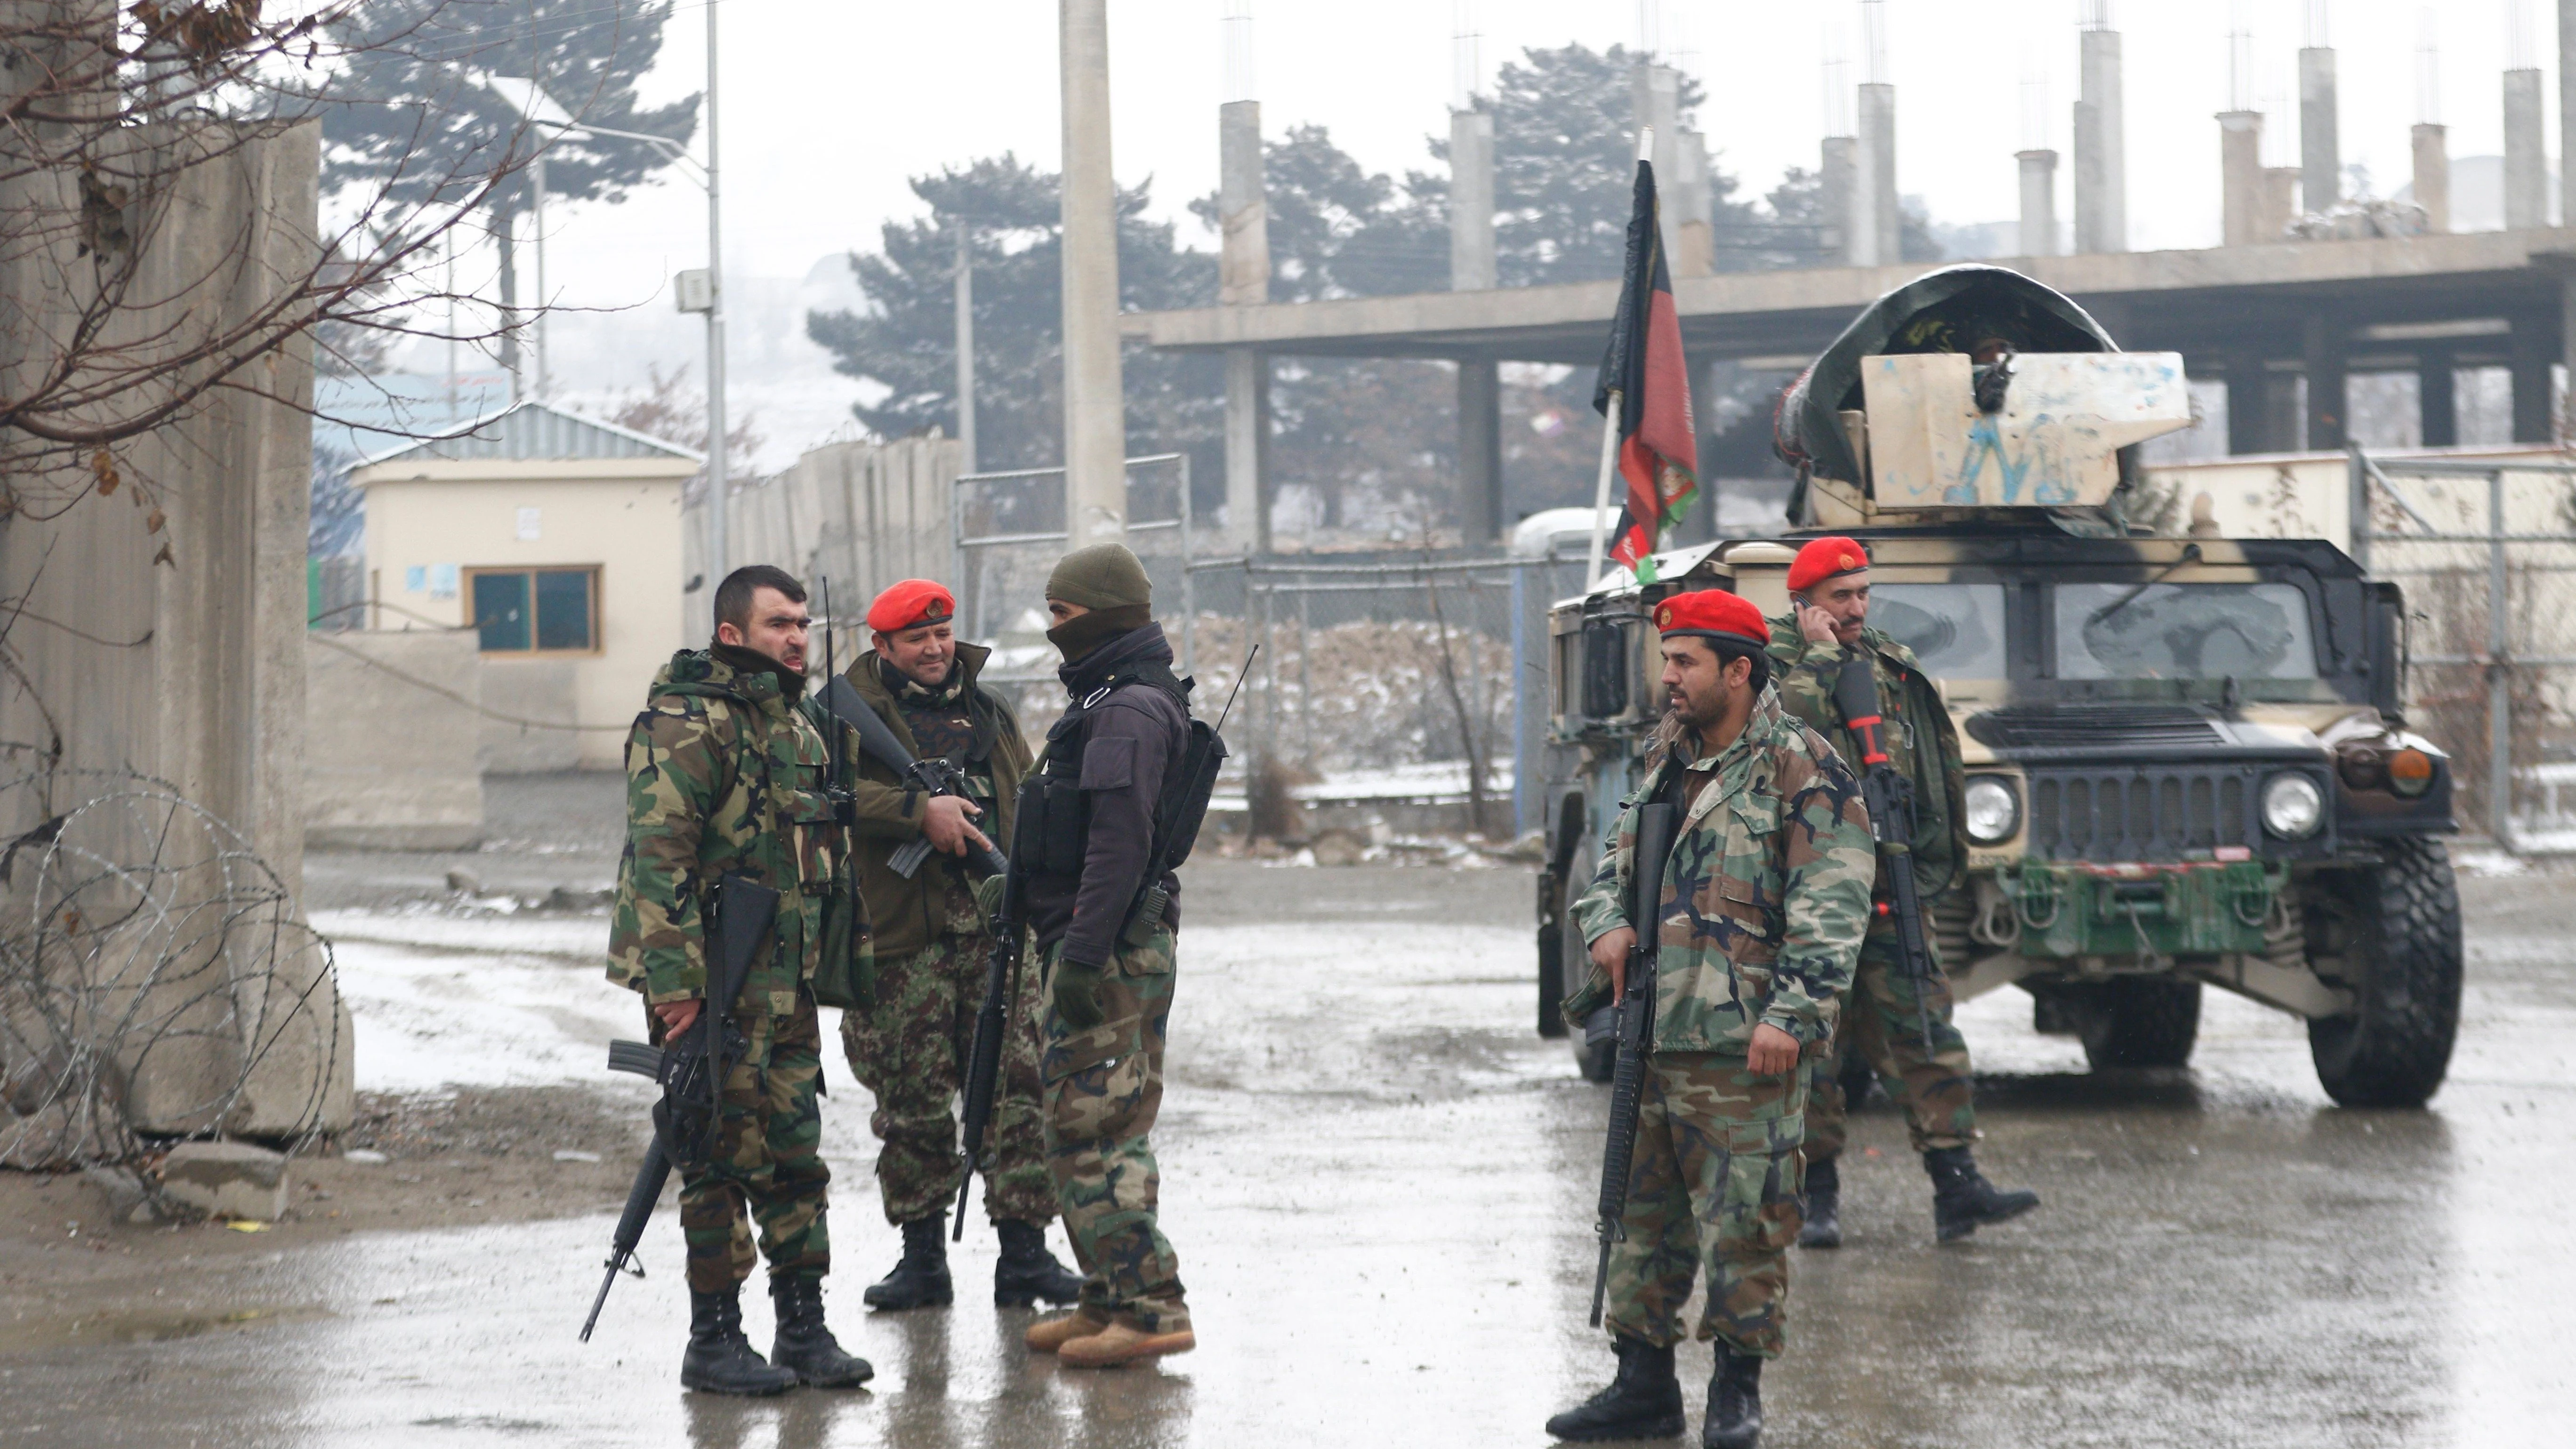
left=950, top=647, right=1252, bottom=1240
left=817, top=673, right=1009, bottom=882
left=1833, top=655, right=1939, bottom=1055
left=581, top=872, right=776, bottom=1341
left=1589, top=800, right=1675, bottom=1328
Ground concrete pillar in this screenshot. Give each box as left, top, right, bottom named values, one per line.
left=2563, top=0, right=2576, bottom=227
left=2017, top=150, right=2059, bottom=257
left=1822, top=135, right=1861, bottom=265
left=1218, top=101, right=1269, bottom=306
left=2418, top=350, right=2457, bottom=447
left=1225, top=350, right=1271, bottom=552
left=2300, top=47, right=2340, bottom=213
left=2224, top=354, right=2272, bottom=454
left=1059, top=0, right=1127, bottom=544
left=1858, top=82, right=1899, bottom=266
left=1671, top=129, right=1715, bottom=279
left=953, top=225, right=977, bottom=473
left=2512, top=312, right=2557, bottom=443
left=2413, top=123, right=2450, bottom=233
left=1458, top=360, right=1503, bottom=542
left=2259, top=167, right=2300, bottom=243
left=2562, top=269, right=2576, bottom=441
left=2219, top=111, right=2263, bottom=246
left=2074, top=27, right=2126, bottom=253
left=2505, top=67, right=2549, bottom=230
left=1449, top=107, right=1497, bottom=290
left=2304, top=314, right=2345, bottom=450
left=1632, top=63, right=1681, bottom=263
left=1218, top=95, right=1269, bottom=553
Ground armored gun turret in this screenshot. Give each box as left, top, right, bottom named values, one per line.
left=1532, top=266, right=2463, bottom=1109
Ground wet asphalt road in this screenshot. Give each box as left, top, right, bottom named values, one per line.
left=7, top=854, right=2573, bottom=1448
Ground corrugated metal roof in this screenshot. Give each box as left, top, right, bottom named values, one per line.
left=357, top=400, right=705, bottom=467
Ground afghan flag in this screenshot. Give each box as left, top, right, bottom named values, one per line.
left=1592, top=153, right=1698, bottom=582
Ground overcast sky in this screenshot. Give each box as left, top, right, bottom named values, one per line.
left=530, top=1, right=2558, bottom=310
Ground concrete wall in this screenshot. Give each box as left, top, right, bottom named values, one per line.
left=707, top=435, right=964, bottom=618
left=305, top=633, right=485, bottom=850
left=0, top=121, right=353, bottom=1140
left=353, top=459, right=691, bottom=769
left=481, top=659, right=582, bottom=774
left=2140, top=443, right=2567, bottom=549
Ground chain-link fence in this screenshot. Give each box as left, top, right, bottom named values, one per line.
left=2351, top=450, right=2576, bottom=849
left=953, top=455, right=1197, bottom=691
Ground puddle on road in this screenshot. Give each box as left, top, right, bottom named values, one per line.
left=0, top=1302, right=330, bottom=1352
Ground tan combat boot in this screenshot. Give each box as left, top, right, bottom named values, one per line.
left=1057, top=1320, right=1196, bottom=1369
left=1024, top=1309, right=1111, bottom=1353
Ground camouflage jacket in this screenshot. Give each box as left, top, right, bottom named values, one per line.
left=1765, top=619, right=1969, bottom=900
left=606, top=648, right=855, bottom=1015
left=1571, top=689, right=1875, bottom=1052
left=841, top=640, right=1032, bottom=958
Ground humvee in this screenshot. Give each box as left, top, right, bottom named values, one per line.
left=1532, top=266, right=2462, bottom=1109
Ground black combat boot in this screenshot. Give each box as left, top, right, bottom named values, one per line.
left=1796, top=1156, right=1843, bottom=1250
left=861, top=1215, right=954, bottom=1310
left=1544, top=1335, right=1685, bottom=1442
left=1924, top=1146, right=2041, bottom=1242
left=768, top=1272, right=874, bottom=1387
left=992, top=1219, right=1085, bottom=1307
left=1702, top=1345, right=1764, bottom=1449
left=680, top=1287, right=800, bottom=1396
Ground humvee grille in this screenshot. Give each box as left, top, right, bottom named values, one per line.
left=1968, top=705, right=2223, bottom=751
left=2027, top=766, right=2257, bottom=861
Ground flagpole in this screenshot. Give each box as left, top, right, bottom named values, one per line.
left=1586, top=126, right=1656, bottom=591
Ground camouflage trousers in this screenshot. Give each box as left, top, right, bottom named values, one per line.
left=1038, top=926, right=1187, bottom=1335
left=837, top=932, right=1054, bottom=1226
left=665, top=995, right=832, bottom=1295
left=1602, top=1053, right=1807, bottom=1359
left=1804, top=922, right=1976, bottom=1164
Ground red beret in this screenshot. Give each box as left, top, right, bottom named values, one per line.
left=1652, top=588, right=1768, bottom=646
left=1787, top=536, right=1871, bottom=595
left=866, top=579, right=955, bottom=633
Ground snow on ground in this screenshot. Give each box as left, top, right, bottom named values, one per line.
left=314, top=908, right=633, bottom=1095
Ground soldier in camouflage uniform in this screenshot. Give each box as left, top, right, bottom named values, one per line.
left=1018, top=544, right=1198, bottom=1371
left=1767, top=536, right=2039, bottom=1247
left=1549, top=588, right=1874, bottom=1449
left=605, top=565, right=873, bottom=1396
left=833, top=578, right=1083, bottom=1311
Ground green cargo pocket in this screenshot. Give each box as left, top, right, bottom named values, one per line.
left=1041, top=953, right=1146, bottom=1084
left=806, top=888, right=872, bottom=1010
left=1719, top=1117, right=1806, bottom=1257
left=1116, top=922, right=1176, bottom=974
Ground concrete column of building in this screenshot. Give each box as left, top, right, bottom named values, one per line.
left=2074, top=26, right=2127, bottom=253
left=2504, top=67, right=2549, bottom=230
left=1859, top=82, right=1899, bottom=265
left=2303, top=313, right=2346, bottom=450
left=1059, top=0, right=1127, bottom=545
left=2218, top=111, right=2262, bottom=246
left=1449, top=107, right=1497, bottom=290
left=1670, top=129, right=1715, bottom=279
left=2300, top=47, right=2339, bottom=214
left=2223, top=353, right=2272, bottom=454
left=2417, top=348, right=2457, bottom=447
left=1457, top=359, right=1503, bottom=542
left=2413, top=123, right=2450, bottom=233
left=2512, top=309, right=2559, bottom=443
left=2016, top=150, right=2059, bottom=257
left=2563, top=0, right=2576, bottom=225
left=1218, top=96, right=1270, bottom=553
left=1631, top=62, right=1681, bottom=263
left=1822, top=134, right=1861, bottom=265
left=2259, top=167, right=2300, bottom=243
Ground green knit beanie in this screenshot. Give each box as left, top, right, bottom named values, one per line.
left=1045, top=543, right=1152, bottom=611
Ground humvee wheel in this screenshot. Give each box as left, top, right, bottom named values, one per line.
left=2078, top=978, right=2203, bottom=1070
left=2309, top=837, right=2463, bottom=1108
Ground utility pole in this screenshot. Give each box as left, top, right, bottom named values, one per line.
left=531, top=147, right=548, bottom=400
left=704, top=0, right=730, bottom=600
left=1060, top=0, right=1127, bottom=545
left=954, top=221, right=978, bottom=474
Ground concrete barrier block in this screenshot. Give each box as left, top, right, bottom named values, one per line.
left=160, top=1141, right=290, bottom=1221
left=480, top=659, right=581, bottom=774
left=305, top=631, right=486, bottom=850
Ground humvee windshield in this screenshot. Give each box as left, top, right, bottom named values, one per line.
left=2053, top=582, right=2319, bottom=681
left=1871, top=584, right=2008, bottom=677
